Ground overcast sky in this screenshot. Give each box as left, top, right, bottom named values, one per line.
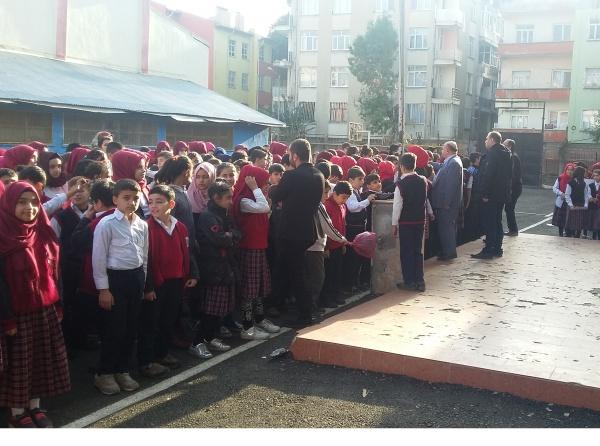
left=154, top=0, right=290, bottom=36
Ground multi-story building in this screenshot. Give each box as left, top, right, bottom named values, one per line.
left=287, top=0, right=502, bottom=150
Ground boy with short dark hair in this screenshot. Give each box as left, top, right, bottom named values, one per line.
left=0, top=167, right=17, bottom=185
left=249, top=148, right=268, bottom=169
left=329, top=164, right=343, bottom=184
left=268, top=163, right=284, bottom=186
left=92, top=179, right=149, bottom=395
left=139, top=185, right=197, bottom=375
left=106, top=142, right=123, bottom=159
left=392, top=153, right=429, bottom=292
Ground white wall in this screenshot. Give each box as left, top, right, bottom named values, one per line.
left=502, top=10, right=574, bottom=44
left=148, top=11, right=209, bottom=87
left=0, top=0, right=57, bottom=57
left=499, top=55, right=572, bottom=89
left=66, top=0, right=142, bottom=71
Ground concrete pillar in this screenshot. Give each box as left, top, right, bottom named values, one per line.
left=371, top=200, right=403, bottom=295
left=51, top=111, right=65, bottom=153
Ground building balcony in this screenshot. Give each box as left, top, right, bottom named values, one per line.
left=480, top=28, right=501, bottom=47
left=482, top=63, right=499, bottom=80
left=498, top=41, right=573, bottom=58
left=496, top=88, right=570, bottom=102
left=434, top=49, right=463, bottom=66
left=477, top=97, right=496, bottom=111
left=432, top=88, right=462, bottom=105
left=435, top=9, right=465, bottom=28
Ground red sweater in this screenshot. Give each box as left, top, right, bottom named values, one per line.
left=324, top=197, right=347, bottom=251
left=148, top=217, right=190, bottom=288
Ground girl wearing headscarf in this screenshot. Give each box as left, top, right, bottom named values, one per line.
left=552, top=163, right=576, bottom=237
left=187, top=162, right=217, bottom=217
left=357, top=157, right=378, bottom=176
left=0, top=182, right=70, bottom=428
left=111, top=150, right=150, bottom=219
left=173, top=141, right=189, bottom=156
left=38, top=152, right=68, bottom=199
left=27, top=141, right=48, bottom=154
left=232, top=165, right=280, bottom=341
left=0, top=145, right=38, bottom=169
left=378, top=160, right=397, bottom=193
left=64, top=147, right=91, bottom=178
left=189, top=141, right=208, bottom=155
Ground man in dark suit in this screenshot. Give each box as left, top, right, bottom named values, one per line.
left=472, top=131, right=513, bottom=260
left=431, top=141, right=464, bottom=261
left=270, top=139, right=325, bottom=327
left=503, top=139, right=523, bottom=236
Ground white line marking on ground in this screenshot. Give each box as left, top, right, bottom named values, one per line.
left=520, top=217, right=553, bottom=233
left=515, top=212, right=553, bottom=217
left=63, top=328, right=292, bottom=428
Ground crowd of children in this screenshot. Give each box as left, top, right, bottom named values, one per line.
left=0, top=131, right=568, bottom=427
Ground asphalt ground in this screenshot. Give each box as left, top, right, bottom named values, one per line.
left=3, top=187, right=600, bottom=428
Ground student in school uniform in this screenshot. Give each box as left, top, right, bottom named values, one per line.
left=139, top=185, right=198, bottom=375
left=38, top=152, right=68, bottom=199
left=92, top=179, right=149, bottom=396
left=308, top=181, right=348, bottom=311
left=0, top=144, right=38, bottom=170
left=216, top=162, right=238, bottom=188
left=249, top=148, right=269, bottom=170
left=329, top=164, right=343, bottom=185
left=232, top=165, right=280, bottom=341
left=589, top=169, right=600, bottom=239
left=190, top=182, right=241, bottom=359
left=552, top=163, right=576, bottom=237
left=320, top=181, right=352, bottom=308
left=392, top=153, right=429, bottom=293
left=344, top=167, right=376, bottom=293
left=0, top=182, right=70, bottom=428
left=187, top=162, right=217, bottom=219
left=565, top=166, right=591, bottom=239
left=0, top=168, right=18, bottom=186
left=111, top=150, right=150, bottom=219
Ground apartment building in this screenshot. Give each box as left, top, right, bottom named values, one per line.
left=287, top=0, right=502, bottom=149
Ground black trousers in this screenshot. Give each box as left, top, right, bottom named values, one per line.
left=194, top=313, right=221, bottom=344
left=504, top=186, right=522, bottom=233
left=398, top=224, right=425, bottom=285
left=481, top=200, right=505, bottom=254
left=98, top=267, right=144, bottom=374
left=343, top=225, right=364, bottom=291
left=281, top=239, right=313, bottom=319
left=138, top=278, right=184, bottom=366
left=304, top=251, right=325, bottom=307
left=321, top=248, right=344, bottom=301
left=269, top=237, right=290, bottom=310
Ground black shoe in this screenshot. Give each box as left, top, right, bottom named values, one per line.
left=396, top=282, right=417, bottom=291
left=416, top=282, right=426, bottom=292
left=493, top=250, right=504, bottom=258
left=437, top=254, right=457, bottom=261
left=471, top=250, right=494, bottom=260
left=504, top=231, right=518, bottom=237
left=334, top=296, right=347, bottom=305
left=319, top=299, right=338, bottom=309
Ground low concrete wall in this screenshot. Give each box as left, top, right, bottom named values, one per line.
left=371, top=200, right=402, bottom=295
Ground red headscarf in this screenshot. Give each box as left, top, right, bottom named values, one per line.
left=379, top=161, right=396, bottom=182
left=358, top=158, right=378, bottom=175
left=270, top=142, right=288, bottom=157
left=111, top=149, right=147, bottom=190
left=0, top=182, right=60, bottom=314
left=65, top=147, right=91, bottom=178
left=340, top=156, right=357, bottom=179
left=330, top=155, right=342, bottom=167
left=156, top=141, right=171, bottom=153
left=316, top=151, right=333, bottom=162
left=272, top=154, right=282, bottom=164
left=235, top=144, right=248, bottom=153
left=174, top=141, right=189, bottom=155
left=0, top=145, right=37, bottom=169
left=28, top=141, right=48, bottom=154
left=189, top=141, right=208, bottom=154
left=205, top=142, right=216, bottom=152
left=407, top=145, right=430, bottom=169
left=232, top=165, right=270, bottom=249
left=38, top=152, right=67, bottom=188
left=0, top=180, right=5, bottom=199
left=335, top=150, right=345, bottom=157
left=558, top=163, right=576, bottom=193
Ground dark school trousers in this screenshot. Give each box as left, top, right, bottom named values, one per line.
left=504, top=186, right=522, bottom=233
left=481, top=200, right=505, bottom=254
left=281, top=239, right=313, bottom=320
left=269, top=237, right=290, bottom=310
left=398, top=224, right=425, bottom=285
left=343, top=225, right=365, bottom=291
left=138, top=278, right=184, bottom=367
left=321, top=248, right=344, bottom=301
left=97, top=267, right=144, bottom=375
left=304, top=251, right=325, bottom=307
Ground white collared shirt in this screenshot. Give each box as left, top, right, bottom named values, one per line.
left=153, top=215, right=179, bottom=236
left=346, top=189, right=371, bottom=213
left=93, top=209, right=149, bottom=290
left=240, top=188, right=271, bottom=214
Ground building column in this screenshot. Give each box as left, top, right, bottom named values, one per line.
left=156, top=120, right=167, bottom=143
left=52, top=112, right=65, bottom=152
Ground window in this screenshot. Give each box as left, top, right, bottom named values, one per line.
left=299, top=67, right=318, bottom=87
left=590, top=18, right=600, bottom=40
left=553, top=24, right=571, bottom=42
left=408, top=66, right=427, bottom=87
left=331, top=67, right=350, bottom=87
left=228, top=71, right=236, bottom=89
left=242, top=43, right=249, bottom=60
left=549, top=111, right=569, bottom=130
left=242, top=73, right=249, bottom=91
left=511, top=71, right=530, bottom=88
left=375, top=0, right=392, bottom=12
left=469, top=36, right=476, bottom=58
left=584, top=68, right=600, bottom=88
left=466, top=73, right=473, bottom=95
left=516, top=25, right=534, bottom=43
left=582, top=110, right=599, bottom=129
left=299, top=101, right=316, bottom=122
left=228, top=40, right=236, bottom=57
left=301, top=31, right=318, bottom=51
left=480, top=44, right=499, bottom=66
left=300, top=0, right=319, bottom=15
left=406, top=104, right=425, bottom=124
left=330, top=102, right=348, bottom=122
left=551, top=70, right=571, bottom=88
left=259, top=46, right=265, bottom=62
left=259, top=76, right=264, bottom=91
left=410, top=0, right=432, bottom=9
left=511, top=113, right=529, bottom=129
left=333, top=0, right=351, bottom=14
left=332, top=30, right=351, bottom=51
left=409, top=28, right=428, bottom=49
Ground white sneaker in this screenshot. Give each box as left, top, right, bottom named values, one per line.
left=240, top=326, right=271, bottom=341
left=188, top=343, right=213, bottom=359
left=208, top=338, right=231, bottom=352
left=255, top=319, right=281, bottom=334
left=114, top=373, right=140, bottom=392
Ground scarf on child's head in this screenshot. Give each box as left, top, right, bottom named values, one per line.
left=0, top=144, right=37, bottom=169
left=111, top=149, right=148, bottom=191
left=558, top=163, right=576, bottom=193
left=187, top=162, right=216, bottom=214
left=38, top=152, right=67, bottom=188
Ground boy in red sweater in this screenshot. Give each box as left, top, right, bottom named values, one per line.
left=140, top=185, right=198, bottom=376
left=320, top=181, right=352, bottom=308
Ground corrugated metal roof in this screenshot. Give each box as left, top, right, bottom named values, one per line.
left=0, top=51, right=284, bottom=127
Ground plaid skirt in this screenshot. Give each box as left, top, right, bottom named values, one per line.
left=199, top=285, right=236, bottom=317
left=566, top=207, right=588, bottom=231
left=239, top=249, right=271, bottom=301
left=0, top=305, right=71, bottom=408
left=552, top=204, right=568, bottom=228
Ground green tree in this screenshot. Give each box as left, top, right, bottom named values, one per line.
left=348, top=16, right=399, bottom=137
left=276, top=100, right=314, bottom=141
left=587, top=115, right=600, bottom=144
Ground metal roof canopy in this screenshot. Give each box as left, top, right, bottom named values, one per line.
left=0, top=51, right=284, bottom=128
